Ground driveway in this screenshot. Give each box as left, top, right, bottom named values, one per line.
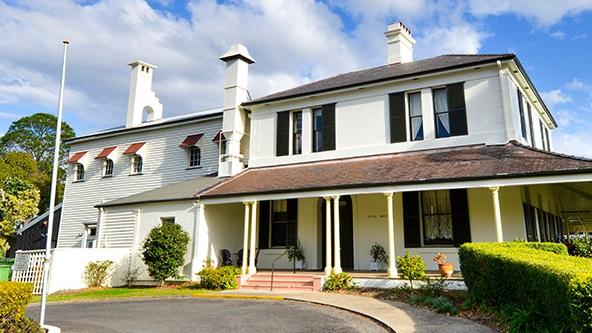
left=27, top=298, right=389, bottom=333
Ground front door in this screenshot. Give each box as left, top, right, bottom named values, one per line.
left=321, top=195, right=354, bottom=270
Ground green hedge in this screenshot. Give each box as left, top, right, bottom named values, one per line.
left=0, top=281, right=43, bottom=332
left=198, top=266, right=241, bottom=290
left=459, top=242, right=592, bottom=332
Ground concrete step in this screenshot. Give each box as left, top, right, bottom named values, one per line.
left=245, top=280, right=313, bottom=287
left=241, top=272, right=321, bottom=291
left=248, top=276, right=314, bottom=283
left=241, top=284, right=314, bottom=291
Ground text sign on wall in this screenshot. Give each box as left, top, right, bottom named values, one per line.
left=13, top=253, right=30, bottom=271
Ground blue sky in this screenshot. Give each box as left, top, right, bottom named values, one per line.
left=0, top=0, right=591, bottom=156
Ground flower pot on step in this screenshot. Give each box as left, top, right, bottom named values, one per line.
left=438, top=263, right=454, bottom=277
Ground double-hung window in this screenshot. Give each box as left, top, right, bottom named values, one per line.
left=84, top=224, right=97, bottom=248
left=132, top=154, right=143, bottom=174
left=408, top=92, right=423, bottom=141
left=527, top=103, right=535, bottom=148
left=103, top=159, right=114, bottom=177
left=75, top=163, right=85, bottom=181
left=292, top=111, right=302, bottom=155
left=517, top=88, right=528, bottom=140
left=312, top=107, right=323, bottom=152
left=433, top=83, right=468, bottom=138
left=421, top=191, right=453, bottom=246
left=188, top=146, right=201, bottom=167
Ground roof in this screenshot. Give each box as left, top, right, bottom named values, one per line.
left=66, top=108, right=223, bottom=144
left=95, top=146, right=117, bottom=159
left=97, top=176, right=222, bottom=207
left=244, top=54, right=515, bottom=106
left=179, top=133, right=204, bottom=148
left=123, top=142, right=145, bottom=155
left=67, top=151, right=87, bottom=164
left=17, top=203, right=62, bottom=234
left=198, top=142, right=592, bottom=198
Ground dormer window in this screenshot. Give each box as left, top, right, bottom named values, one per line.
left=131, top=154, right=143, bottom=174
left=75, top=163, right=85, bottom=181
left=103, top=159, right=114, bottom=177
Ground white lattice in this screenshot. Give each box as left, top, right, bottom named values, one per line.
left=11, top=250, right=46, bottom=295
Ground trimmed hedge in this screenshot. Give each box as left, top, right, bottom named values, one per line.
left=198, top=266, right=241, bottom=290
left=0, top=281, right=43, bottom=332
left=459, top=242, right=592, bottom=332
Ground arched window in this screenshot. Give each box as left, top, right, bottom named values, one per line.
left=103, top=159, right=114, bottom=177
left=132, top=154, right=143, bottom=174
left=188, top=146, right=201, bottom=168
left=142, top=106, right=155, bottom=123
left=75, top=163, right=85, bottom=181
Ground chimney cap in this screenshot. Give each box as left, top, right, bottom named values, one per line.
left=128, top=60, right=158, bottom=69
left=219, top=44, right=255, bottom=64
left=385, top=22, right=414, bottom=39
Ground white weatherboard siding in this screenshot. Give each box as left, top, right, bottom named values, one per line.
left=58, top=117, right=222, bottom=248
left=99, top=208, right=137, bottom=248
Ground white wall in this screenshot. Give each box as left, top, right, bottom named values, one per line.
left=58, top=116, right=222, bottom=248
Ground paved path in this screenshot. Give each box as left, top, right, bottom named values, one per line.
left=27, top=297, right=387, bottom=333
left=224, top=290, right=495, bottom=333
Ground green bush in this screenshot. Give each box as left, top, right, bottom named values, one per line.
left=408, top=294, right=458, bottom=315
left=572, top=237, right=592, bottom=258
left=198, top=266, right=241, bottom=290
left=396, top=251, right=426, bottom=288
left=459, top=242, right=592, bottom=332
left=142, top=223, right=190, bottom=285
left=323, top=272, right=356, bottom=291
left=0, top=282, right=43, bottom=332
left=84, top=260, right=114, bottom=288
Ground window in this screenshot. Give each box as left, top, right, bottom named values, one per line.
left=517, top=88, right=527, bottom=139
left=312, top=107, right=323, bottom=152
left=292, top=111, right=302, bottom=155
left=131, top=154, right=143, bottom=174
left=389, top=92, right=406, bottom=143
left=544, top=127, right=551, bottom=151
left=527, top=103, right=535, bottom=148
left=433, top=88, right=450, bottom=138
left=408, top=92, right=423, bottom=141
left=75, top=163, right=85, bottom=181
left=540, top=120, right=548, bottom=151
left=84, top=225, right=97, bottom=248
left=161, top=217, right=175, bottom=225
left=421, top=191, right=453, bottom=245
left=433, top=83, right=467, bottom=138
left=103, top=159, right=114, bottom=177
left=257, top=199, right=297, bottom=248
left=276, top=111, right=290, bottom=156
left=188, top=146, right=201, bottom=167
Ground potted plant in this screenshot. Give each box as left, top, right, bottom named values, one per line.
left=369, top=243, right=388, bottom=271
left=433, top=252, right=453, bottom=277
left=287, top=241, right=305, bottom=272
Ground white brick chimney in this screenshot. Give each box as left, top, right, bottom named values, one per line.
left=219, top=44, right=255, bottom=177
left=126, top=60, right=163, bottom=128
left=385, top=22, right=416, bottom=65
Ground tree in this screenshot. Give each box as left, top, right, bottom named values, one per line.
left=0, top=113, right=75, bottom=171
left=141, top=223, right=189, bottom=285
left=0, top=177, right=40, bottom=255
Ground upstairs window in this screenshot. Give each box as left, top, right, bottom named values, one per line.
left=188, top=146, right=201, bottom=167
left=540, top=120, right=548, bottom=151
left=527, top=103, right=535, bottom=148
left=131, top=154, right=143, bottom=174
left=103, top=159, right=114, bottom=177
left=75, top=163, right=85, bottom=181
left=433, top=83, right=467, bottom=138
left=292, top=111, right=302, bottom=155
left=517, top=88, right=528, bottom=140
left=312, top=107, right=323, bottom=152
left=276, top=111, right=290, bottom=156
left=312, top=103, right=335, bottom=152
left=408, top=92, right=423, bottom=141
left=544, top=127, right=551, bottom=151
left=84, top=224, right=97, bottom=248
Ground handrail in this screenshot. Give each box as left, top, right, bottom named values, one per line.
left=270, top=250, right=288, bottom=291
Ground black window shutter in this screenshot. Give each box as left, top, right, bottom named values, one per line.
left=447, top=83, right=468, bottom=136
left=287, top=199, right=298, bottom=246
left=402, top=192, right=421, bottom=248
left=527, top=104, right=535, bottom=148
left=258, top=201, right=270, bottom=249
left=276, top=111, right=290, bottom=156
left=321, top=103, right=336, bottom=151
left=389, top=92, right=406, bottom=143
left=517, top=89, right=527, bottom=139
left=450, top=189, right=471, bottom=246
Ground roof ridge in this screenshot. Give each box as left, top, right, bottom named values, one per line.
left=509, top=140, right=592, bottom=162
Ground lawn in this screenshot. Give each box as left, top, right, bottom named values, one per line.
left=31, top=286, right=211, bottom=303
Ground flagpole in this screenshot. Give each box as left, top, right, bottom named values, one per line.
left=40, top=40, right=69, bottom=326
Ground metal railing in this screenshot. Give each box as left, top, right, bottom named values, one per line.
left=270, top=250, right=288, bottom=291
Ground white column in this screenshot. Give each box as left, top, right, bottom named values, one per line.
left=190, top=203, right=205, bottom=280
left=332, top=195, right=342, bottom=274
left=248, top=200, right=258, bottom=274
left=241, top=202, right=250, bottom=274
left=490, top=187, right=504, bottom=242
left=323, top=197, right=332, bottom=275
left=385, top=192, right=397, bottom=278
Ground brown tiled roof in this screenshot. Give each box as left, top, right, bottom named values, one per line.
left=198, top=142, right=592, bottom=198
left=244, top=54, right=515, bottom=106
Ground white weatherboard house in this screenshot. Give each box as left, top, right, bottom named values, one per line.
left=53, top=23, right=592, bottom=292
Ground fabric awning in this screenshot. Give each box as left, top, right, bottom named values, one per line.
left=179, top=134, right=203, bottom=148
left=123, top=142, right=146, bottom=155
left=212, top=131, right=226, bottom=143
left=95, top=146, right=117, bottom=159
left=67, top=151, right=87, bottom=164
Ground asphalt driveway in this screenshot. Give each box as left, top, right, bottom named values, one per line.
left=27, top=297, right=389, bottom=333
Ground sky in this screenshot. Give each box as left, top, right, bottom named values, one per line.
left=0, top=0, right=591, bottom=156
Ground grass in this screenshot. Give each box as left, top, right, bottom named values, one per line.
left=31, top=286, right=211, bottom=303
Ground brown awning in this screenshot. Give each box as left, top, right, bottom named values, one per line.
left=95, top=146, right=117, bottom=159
left=179, top=134, right=203, bottom=148
left=212, top=131, right=226, bottom=143
left=198, top=141, right=592, bottom=198
left=123, top=142, right=146, bottom=155
left=67, top=151, right=87, bottom=164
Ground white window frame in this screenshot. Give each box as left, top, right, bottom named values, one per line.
left=103, top=158, right=114, bottom=177
left=84, top=224, right=97, bottom=248
left=290, top=110, right=303, bottom=156
left=406, top=90, right=423, bottom=142
left=130, top=154, right=143, bottom=175
left=75, top=163, right=85, bottom=182
left=187, top=146, right=201, bottom=168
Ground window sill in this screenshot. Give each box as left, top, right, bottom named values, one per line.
left=72, top=179, right=85, bottom=183
left=186, top=166, right=202, bottom=170
left=102, top=175, right=113, bottom=179
left=129, top=173, right=143, bottom=176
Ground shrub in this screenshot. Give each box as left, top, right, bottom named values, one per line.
left=198, top=266, right=241, bottom=290
left=408, top=294, right=458, bottom=315
left=418, top=276, right=448, bottom=298
left=370, top=243, right=388, bottom=264
left=459, top=242, right=592, bottom=332
left=0, top=282, right=43, bottom=332
left=323, top=272, right=356, bottom=291
left=572, top=237, right=592, bottom=258
left=142, top=223, right=190, bottom=285
left=84, top=260, right=114, bottom=288
left=396, top=251, right=426, bottom=288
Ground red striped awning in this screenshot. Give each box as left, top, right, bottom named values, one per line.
left=179, top=134, right=203, bottom=148
left=212, top=131, right=226, bottom=143
left=95, top=146, right=117, bottom=159
left=67, top=151, right=87, bottom=164
left=123, top=142, right=146, bottom=155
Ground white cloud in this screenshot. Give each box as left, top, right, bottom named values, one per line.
left=553, top=131, right=592, bottom=158
left=468, top=0, right=592, bottom=26
left=415, top=24, right=487, bottom=58
left=566, top=78, right=592, bottom=92
left=550, top=31, right=566, bottom=40
left=541, top=89, right=573, bottom=107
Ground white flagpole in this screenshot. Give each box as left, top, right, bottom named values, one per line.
left=39, top=40, right=69, bottom=326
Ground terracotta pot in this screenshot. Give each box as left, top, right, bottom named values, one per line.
left=438, top=263, right=454, bottom=277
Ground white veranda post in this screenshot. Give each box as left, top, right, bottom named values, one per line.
left=248, top=200, right=258, bottom=274
left=385, top=192, right=397, bottom=278
left=332, top=195, right=342, bottom=274
left=323, top=197, right=332, bottom=275
left=490, top=187, right=504, bottom=242
left=241, top=202, right=250, bottom=274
